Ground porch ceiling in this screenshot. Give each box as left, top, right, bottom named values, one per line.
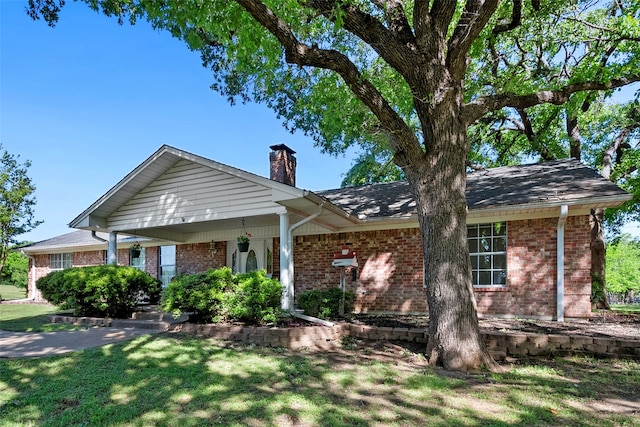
left=110, top=195, right=362, bottom=241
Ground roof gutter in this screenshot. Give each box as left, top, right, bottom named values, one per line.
left=303, top=191, right=362, bottom=224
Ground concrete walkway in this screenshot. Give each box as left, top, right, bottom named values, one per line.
left=0, top=328, right=163, bottom=359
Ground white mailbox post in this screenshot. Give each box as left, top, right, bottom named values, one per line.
left=332, top=246, right=358, bottom=315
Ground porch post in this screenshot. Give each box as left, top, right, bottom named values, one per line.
left=108, top=231, right=118, bottom=265
left=279, top=211, right=292, bottom=311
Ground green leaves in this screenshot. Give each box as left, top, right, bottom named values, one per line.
left=161, top=267, right=283, bottom=325
left=36, top=265, right=161, bottom=317
left=606, top=234, right=640, bottom=297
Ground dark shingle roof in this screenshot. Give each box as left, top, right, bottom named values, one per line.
left=317, top=159, right=629, bottom=219
left=21, top=230, right=138, bottom=251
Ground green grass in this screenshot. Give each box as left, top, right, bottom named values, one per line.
left=1, top=305, right=639, bottom=426
left=0, top=336, right=638, bottom=427
left=611, top=304, right=640, bottom=314
left=0, top=284, right=26, bottom=301
left=0, top=304, right=78, bottom=332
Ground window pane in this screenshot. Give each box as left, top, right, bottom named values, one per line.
left=494, top=237, right=506, bottom=252
left=479, top=238, right=491, bottom=252
left=479, top=226, right=492, bottom=237
left=493, top=222, right=506, bottom=236
left=131, top=248, right=145, bottom=271
left=493, top=254, right=506, bottom=269
left=479, top=255, right=491, bottom=269
left=472, top=271, right=478, bottom=285
left=479, top=271, right=491, bottom=285
left=467, top=226, right=478, bottom=237
left=161, top=266, right=176, bottom=287
left=468, top=239, right=478, bottom=253
left=160, top=246, right=176, bottom=265
left=246, top=250, right=258, bottom=272
left=470, top=255, right=479, bottom=269
left=493, top=270, right=507, bottom=285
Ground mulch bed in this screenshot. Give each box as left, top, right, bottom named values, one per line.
left=349, top=312, right=640, bottom=341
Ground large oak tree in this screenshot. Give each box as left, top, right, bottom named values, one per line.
left=29, top=0, right=640, bottom=371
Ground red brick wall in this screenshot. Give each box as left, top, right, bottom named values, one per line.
left=27, top=216, right=592, bottom=319
left=290, top=229, right=428, bottom=313
left=177, top=242, right=228, bottom=275
left=475, top=215, right=591, bottom=319
left=73, top=250, right=105, bottom=267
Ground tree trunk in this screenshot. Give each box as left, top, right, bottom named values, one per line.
left=590, top=208, right=610, bottom=309
left=403, top=108, right=498, bottom=372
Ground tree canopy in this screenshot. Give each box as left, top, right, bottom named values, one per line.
left=0, top=145, right=41, bottom=279
left=28, top=0, right=640, bottom=371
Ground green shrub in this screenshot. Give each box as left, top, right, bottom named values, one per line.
left=298, top=287, right=355, bottom=319
left=161, top=267, right=282, bottom=325
left=36, top=265, right=161, bottom=318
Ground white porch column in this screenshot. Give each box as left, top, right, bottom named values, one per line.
left=108, top=231, right=118, bottom=265
left=279, top=211, right=292, bottom=311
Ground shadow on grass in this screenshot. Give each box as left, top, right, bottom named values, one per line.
left=0, top=334, right=638, bottom=426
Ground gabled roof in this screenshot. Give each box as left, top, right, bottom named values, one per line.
left=68, top=145, right=307, bottom=231
left=317, top=159, right=630, bottom=220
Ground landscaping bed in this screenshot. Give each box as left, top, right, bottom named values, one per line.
left=351, top=312, right=640, bottom=341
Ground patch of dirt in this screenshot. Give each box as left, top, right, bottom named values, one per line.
left=350, top=312, right=640, bottom=341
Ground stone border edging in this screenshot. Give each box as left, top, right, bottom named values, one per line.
left=48, top=315, right=640, bottom=360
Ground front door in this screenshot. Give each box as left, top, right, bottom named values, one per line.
left=228, top=239, right=273, bottom=275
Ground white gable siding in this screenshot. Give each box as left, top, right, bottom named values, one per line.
left=108, top=160, right=277, bottom=230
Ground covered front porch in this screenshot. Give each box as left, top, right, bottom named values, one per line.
left=68, top=145, right=361, bottom=310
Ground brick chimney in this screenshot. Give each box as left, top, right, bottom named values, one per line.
left=269, top=144, right=297, bottom=186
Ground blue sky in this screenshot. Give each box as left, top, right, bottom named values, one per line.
left=1, top=0, right=638, bottom=243
left=1, top=0, right=358, bottom=243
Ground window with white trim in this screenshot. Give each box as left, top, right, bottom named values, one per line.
left=159, top=246, right=176, bottom=287
left=50, top=253, right=72, bottom=270
left=468, top=222, right=507, bottom=287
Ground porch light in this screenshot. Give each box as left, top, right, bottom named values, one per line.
left=209, top=241, right=217, bottom=255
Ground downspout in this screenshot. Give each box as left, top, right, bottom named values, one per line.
left=91, top=230, right=107, bottom=243
left=20, top=250, right=36, bottom=301
left=557, top=205, right=568, bottom=322
left=282, top=203, right=324, bottom=311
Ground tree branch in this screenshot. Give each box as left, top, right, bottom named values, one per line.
left=370, top=0, right=415, bottom=46
left=428, top=0, right=458, bottom=39
left=304, top=0, right=417, bottom=78
left=464, top=75, right=640, bottom=123
left=492, top=0, right=522, bottom=36
left=234, top=0, right=422, bottom=159
left=447, top=0, right=501, bottom=77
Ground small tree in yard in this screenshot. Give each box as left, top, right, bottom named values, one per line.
left=29, top=0, right=640, bottom=371
left=606, top=234, right=640, bottom=303
left=0, top=145, right=42, bottom=281
left=1, top=249, right=28, bottom=289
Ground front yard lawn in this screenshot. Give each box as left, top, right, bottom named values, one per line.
left=0, top=284, right=26, bottom=301
left=0, top=304, right=78, bottom=332
left=0, top=306, right=639, bottom=426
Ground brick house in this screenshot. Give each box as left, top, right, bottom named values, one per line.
left=21, top=145, right=630, bottom=320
